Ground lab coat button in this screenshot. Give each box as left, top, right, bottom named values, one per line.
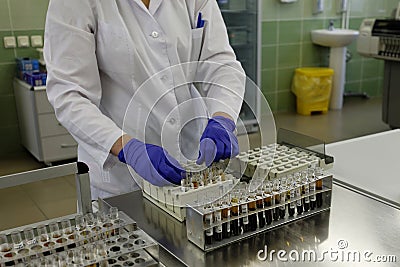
left=169, top=118, right=176, bottom=124
left=151, top=31, right=159, bottom=38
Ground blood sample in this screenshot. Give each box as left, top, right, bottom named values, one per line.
left=309, top=169, right=316, bottom=210
left=230, top=193, right=240, bottom=236
left=295, top=174, right=303, bottom=215
left=256, top=188, right=265, bottom=228
left=222, top=196, right=231, bottom=238
left=288, top=179, right=296, bottom=217
left=214, top=202, right=223, bottom=241
left=301, top=172, right=310, bottom=212
left=203, top=204, right=214, bottom=245
left=272, top=179, right=280, bottom=221
left=248, top=192, right=258, bottom=231
left=239, top=192, right=250, bottom=233
left=279, top=177, right=287, bottom=219
left=315, top=167, right=324, bottom=207
left=264, top=182, right=273, bottom=225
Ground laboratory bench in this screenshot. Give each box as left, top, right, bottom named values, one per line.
left=1, top=130, right=399, bottom=266
left=99, top=130, right=400, bottom=267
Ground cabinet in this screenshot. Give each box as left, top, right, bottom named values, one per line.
left=218, top=0, right=261, bottom=134
left=13, top=78, right=77, bottom=164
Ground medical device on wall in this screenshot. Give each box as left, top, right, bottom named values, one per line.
left=357, top=18, right=400, bottom=128
left=357, top=18, right=400, bottom=60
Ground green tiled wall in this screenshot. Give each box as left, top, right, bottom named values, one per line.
left=0, top=0, right=49, bottom=156
left=261, top=0, right=400, bottom=113
left=0, top=0, right=399, bottom=155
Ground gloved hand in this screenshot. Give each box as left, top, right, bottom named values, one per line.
left=118, top=138, right=184, bottom=186
left=196, top=116, right=239, bottom=166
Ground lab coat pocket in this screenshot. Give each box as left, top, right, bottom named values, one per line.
left=190, top=27, right=204, bottom=62
left=96, top=21, right=133, bottom=74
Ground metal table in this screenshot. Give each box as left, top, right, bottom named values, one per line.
left=102, top=183, right=400, bottom=266
left=326, top=129, right=400, bottom=208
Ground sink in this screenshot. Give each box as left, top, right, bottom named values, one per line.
left=311, top=29, right=359, bottom=48
left=310, top=29, right=360, bottom=110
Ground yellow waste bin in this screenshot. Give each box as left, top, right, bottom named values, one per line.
left=291, top=67, right=334, bottom=115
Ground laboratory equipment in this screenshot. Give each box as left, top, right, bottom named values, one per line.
left=0, top=209, right=159, bottom=267
left=357, top=18, right=400, bottom=128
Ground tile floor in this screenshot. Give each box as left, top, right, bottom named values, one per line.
left=0, top=97, right=391, bottom=231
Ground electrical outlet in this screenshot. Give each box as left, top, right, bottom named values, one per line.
left=3, top=36, right=16, bottom=48
left=30, top=35, right=43, bottom=47
left=17, top=36, right=30, bottom=48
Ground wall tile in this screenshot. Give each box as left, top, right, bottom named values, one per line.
left=302, top=43, right=321, bottom=66
left=261, top=69, right=276, bottom=94
left=263, top=93, right=277, bottom=113
left=346, top=60, right=362, bottom=82
left=362, top=59, right=381, bottom=80
left=0, top=95, right=18, bottom=127
left=279, top=21, right=301, bottom=44
left=277, top=68, right=295, bottom=91
left=344, top=81, right=361, bottom=94
left=302, top=19, right=324, bottom=43
left=0, top=31, right=15, bottom=63
left=0, top=63, right=15, bottom=95
left=9, top=0, right=49, bottom=30
left=0, top=126, right=23, bottom=154
left=277, top=90, right=296, bottom=112
left=361, top=79, right=380, bottom=97
left=277, top=0, right=302, bottom=20
left=278, top=44, right=300, bottom=68
left=262, top=45, right=277, bottom=69
left=262, top=0, right=280, bottom=21
left=262, top=21, right=277, bottom=45
left=0, top=0, right=11, bottom=29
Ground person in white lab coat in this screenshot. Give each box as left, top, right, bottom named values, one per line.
left=44, top=0, right=246, bottom=199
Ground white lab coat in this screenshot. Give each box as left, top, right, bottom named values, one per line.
left=44, top=0, right=245, bottom=199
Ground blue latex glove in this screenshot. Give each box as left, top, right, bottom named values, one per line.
left=196, top=116, right=239, bottom=166
left=118, top=138, right=184, bottom=186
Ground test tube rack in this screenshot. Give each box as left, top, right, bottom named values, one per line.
left=143, top=172, right=237, bottom=222
left=0, top=210, right=159, bottom=267
left=143, top=143, right=333, bottom=222
left=186, top=170, right=333, bottom=251
left=232, top=143, right=333, bottom=180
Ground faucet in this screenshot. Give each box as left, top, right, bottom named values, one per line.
left=328, top=20, right=335, bottom=31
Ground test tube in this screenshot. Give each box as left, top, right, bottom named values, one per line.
left=256, top=188, right=265, bottom=228
left=230, top=192, right=240, bottom=236
left=288, top=177, right=296, bottom=217
left=272, top=179, right=280, bottom=221
left=36, top=224, right=49, bottom=244
left=294, top=173, right=303, bottom=215
left=263, top=182, right=273, bottom=225
left=213, top=202, right=223, bottom=241
left=203, top=203, right=214, bottom=245
left=239, top=190, right=249, bottom=233
left=0, top=233, right=12, bottom=253
left=279, top=177, right=287, bottom=219
left=308, top=169, right=317, bottom=210
left=49, top=221, right=62, bottom=239
left=315, top=167, right=324, bottom=207
left=58, top=251, right=68, bottom=267
left=247, top=191, right=258, bottom=231
left=75, top=214, right=86, bottom=232
left=221, top=196, right=231, bottom=238
left=11, top=231, right=23, bottom=250
left=23, top=227, right=36, bottom=246
left=301, top=171, right=310, bottom=212
left=109, top=207, right=119, bottom=221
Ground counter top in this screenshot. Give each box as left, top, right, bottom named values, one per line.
left=326, top=129, right=400, bottom=208
left=103, top=183, right=400, bottom=266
